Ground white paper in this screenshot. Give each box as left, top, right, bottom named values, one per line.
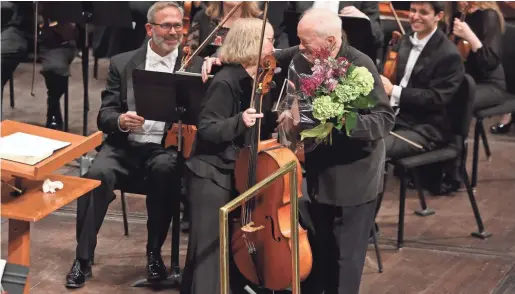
left=42, top=178, right=64, bottom=193
left=0, top=132, right=71, bottom=165
left=0, top=259, right=6, bottom=281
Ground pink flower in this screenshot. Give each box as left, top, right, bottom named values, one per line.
left=325, top=78, right=338, bottom=92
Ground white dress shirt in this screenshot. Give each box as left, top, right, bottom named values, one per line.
left=127, top=40, right=178, bottom=144
left=390, top=27, right=438, bottom=108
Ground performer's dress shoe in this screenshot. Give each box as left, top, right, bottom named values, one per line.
left=490, top=121, right=512, bottom=134
left=147, top=251, right=167, bottom=281
left=65, top=259, right=92, bottom=288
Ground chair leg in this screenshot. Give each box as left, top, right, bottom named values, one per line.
left=64, top=78, right=69, bottom=132
left=9, top=78, right=14, bottom=108
left=371, top=199, right=383, bottom=273
left=461, top=165, right=492, bottom=240
left=412, top=169, right=435, bottom=217
left=169, top=192, right=182, bottom=281
left=94, top=57, right=98, bottom=80
left=478, top=120, right=492, bottom=161
left=397, top=168, right=407, bottom=249
left=472, top=119, right=481, bottom=189
left=121, top=191, right=129, bottom=236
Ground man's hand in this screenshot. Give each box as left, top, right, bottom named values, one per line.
left=339, top=6, right=369, bottom=20
left=380, top=75, right=393, bottom=96
left=119, top=111, right=145, bottom=131
left=201, top=57, right=222, bottom=83
left=275, top=110, right=299, bottom=132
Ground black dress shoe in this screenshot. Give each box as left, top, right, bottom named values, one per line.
left=490, top=121, right=512, bottom=134
left=147, top=251, right=167, bottom=281
left=65, top=259, right=92, bottom=288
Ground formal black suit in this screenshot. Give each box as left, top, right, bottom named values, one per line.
left=285, top=42, right=395, bottom=294
left=72, top=45, right=184, bottom=279
left=385, top=29, right=465, bottom=160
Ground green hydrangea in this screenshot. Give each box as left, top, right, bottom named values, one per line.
left=312, top=95, right=343, bottom=122
left=334, top=84, right=362, bottom=103
left=349, top=66, right=374, bottom=96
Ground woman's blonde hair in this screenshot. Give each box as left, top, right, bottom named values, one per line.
left=206, top=1, right=262, bottom=19
left=472, top=1, right=505, bottom=33
left=219, top=18, right=272, bottom=66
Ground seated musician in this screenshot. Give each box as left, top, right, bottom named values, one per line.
left=379, top=1, right=464, bottom=160
left=376, top=1, right=465, bottom=227
left=65, top=2, right=186, bottom=288
left=449, top=2, right=510, bottom=134
left=185, top=1, right=262, bottom=57
left=180, top=17, right=275, bottom=294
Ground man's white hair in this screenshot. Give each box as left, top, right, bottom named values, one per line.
left=300, top=8, right=342, bottom=38
left=147, top=1, right=184, bottom=23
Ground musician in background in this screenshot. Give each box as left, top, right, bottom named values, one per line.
left=275, top=8, right=395, bottom=294
left=65, top=2, right=185, bottom=288
left=0, top=2, right=75, bottom=130
left=450, top=2, right=510, bottom=134
left=180, top=18, right=275, bottom=294
left=185, top=1, right=262, bottom=57
left=377, top=1, right=464, bottom=226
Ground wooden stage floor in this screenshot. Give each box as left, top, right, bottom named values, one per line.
left=2, top=56, right=515, bottom=293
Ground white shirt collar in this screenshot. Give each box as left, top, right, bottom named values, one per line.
left=146, top=39, right=178, bottom=70
left=410, top=26, right=438, bottom=49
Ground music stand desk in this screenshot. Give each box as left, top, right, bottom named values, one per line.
left=0, top=120, right=102, bottom=294
left=1, top=120, right=103, bottom=180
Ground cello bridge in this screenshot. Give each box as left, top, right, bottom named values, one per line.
left=241, top=222, right=265, bottom=233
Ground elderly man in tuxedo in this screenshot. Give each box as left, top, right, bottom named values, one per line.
left=65, top=1, right=186, bottom=288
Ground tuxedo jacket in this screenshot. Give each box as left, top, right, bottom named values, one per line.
left=288, top=42, right=395, bottom=207
left=394, top=29, right=465, bottom=144
left=97, top=45, right=185, bottom=147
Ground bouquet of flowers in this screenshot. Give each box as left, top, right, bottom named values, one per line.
left=296, top=47, right=376, bottom=145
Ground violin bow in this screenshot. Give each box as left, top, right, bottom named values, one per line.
left=178, top=2, right=244, bottom=71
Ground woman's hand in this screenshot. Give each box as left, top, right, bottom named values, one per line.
left=453, top=18, right=483, bottom=51
left=202, top=57, right=222, bottom=82
left=242, top=108, right=263, bottom=128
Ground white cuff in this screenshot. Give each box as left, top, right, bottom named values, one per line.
left=390, top=85, right=402, bottom=107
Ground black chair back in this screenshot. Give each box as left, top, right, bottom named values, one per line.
left=502, top=23, right=515, bottom=95
left=449, top=74, right=476, bottom=139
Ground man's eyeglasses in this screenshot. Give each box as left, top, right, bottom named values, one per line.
left=151, top=22, right=183, bottom=31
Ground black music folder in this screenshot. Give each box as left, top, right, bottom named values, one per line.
left=132, top=70, right=213, bottom=125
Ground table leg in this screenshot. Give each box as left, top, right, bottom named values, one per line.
left=8, top=219, right=31, bottom=294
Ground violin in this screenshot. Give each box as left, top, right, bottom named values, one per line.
left=232, top=4, right=312, bottom=290
left=450, top=2, right=472, bottom=61
left=382, top=2, right=405, bottom=84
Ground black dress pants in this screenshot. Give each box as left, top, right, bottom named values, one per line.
left=303, top=199, right=376, bottom=294
left=76, top=141, right=181, bottom=261
left=472, top=82, right=507, bottom=111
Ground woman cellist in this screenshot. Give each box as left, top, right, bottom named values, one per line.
left=180, top=17, right=275, bottom=294
left=449, top=1, right=510, bottom=134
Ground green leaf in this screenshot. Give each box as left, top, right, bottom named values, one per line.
left=344, top=112, right=357, bottom=136
left=300, top=122, right=334, bottom=143
left=349, top=95, right=377, bottom=109
left=334, top=113, right=344, bottom=130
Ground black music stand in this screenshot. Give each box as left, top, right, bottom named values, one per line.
left=283, top=11, right=377, bottom=61
left=130, top=69, right=211, bottom=289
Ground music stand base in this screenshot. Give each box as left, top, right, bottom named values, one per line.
left=131, top=270, right=181, bottom=289
left=471, top=231, right=492, bottom=240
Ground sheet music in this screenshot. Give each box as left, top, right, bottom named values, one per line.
left=0, top=132, right=71, bottom=165
left=0, top=259, right=6, bottom=284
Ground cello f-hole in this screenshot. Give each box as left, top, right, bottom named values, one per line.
left=265, top=216, right=281, bottom=242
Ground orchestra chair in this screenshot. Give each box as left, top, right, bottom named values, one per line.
left=471, top=23, right=515, bottom=190
left=381, top=74, right=491, bottom=249
left=1, top=77, right=16, bottom=108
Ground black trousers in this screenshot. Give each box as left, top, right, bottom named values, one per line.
left=181, top=171, right=249, bottom=294
left=39, top=45, right=76, bottom=124
left=76, top=141, right=181, bottom=260
left=473, top=82, right=507, bottom=111
left=385, top=125, right=435, bottom=160
left=302, top=199, right=376, bottom=294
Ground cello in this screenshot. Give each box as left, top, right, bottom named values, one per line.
left=382, top=1, right=405, bottom=85
left=232, top=3, right=312, bottom=290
